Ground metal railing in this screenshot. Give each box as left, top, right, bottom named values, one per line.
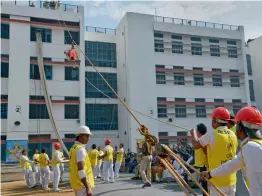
left=1, top=0, right=80, bottom=13
left=85, top=26, right=116, bottom=35
left=154, top=16, right=240, bottom=31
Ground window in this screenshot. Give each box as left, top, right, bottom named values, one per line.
left=1, top=62, right=9, bottom=78
left=227, top=40, right=237, bottom=45
left=195, top=98, right=206, bottom=118
left=175, top=105, right=187, bottom=118
left=64, top=96, right=79, bottom=101
left=65, top=67, right=79, bottom=81
left=228, top=46, right=237, bottom=58
left=29, top=104, right=49, bottom=119
left=154, top=33, right=163, bottom=38
left=172, top=41, right=183, bottom=54
left=154, top=39, right=164, bottom=52
left=30, top=64, right=52, bottom=80
left=157, top=105, right=167, bottom=118
left=171, top=35, right=182, bottom=40
left=85, top=41, right=117, bottom=68
left=1, top=103, right=8, bottom=119
left=232, top=99, right=242, bottom=115
left=230, top=76, right=240, bottom=87
left=210, top=45, right=220, bottom=57
left=86, top=104, right=118, bottom=130
left=156, top=65, right=166, bottom=84
left=193, top=68, right=204, bottom=86
left=212, top=69, right=222, bottom=87
left=1, top=95, right=8, bottom=99
left=64, top=31, right=80, bottom=45
left=214, top=99, right=224, bottom=108
left=158, top=132, right=168, bottom=136
left=29, top=96, right=45, bottom=100
left=246, top=55, right=253, bottom=75
left=209, top=39, right=219, bottom=44
left=191, top=37, right=201, bottom=42
left=249, top=80, right=255, bottom=101
left=1, top=23, right=9, bottom=39
left=65, top=105, right=79, bottom=119
left=85, top=72, right=117, bottom=98
left=31, top=27, right=52, bottom=43
left=191, top=43, right=202, bottom=55
left=173, top=67, right=184, bottom=85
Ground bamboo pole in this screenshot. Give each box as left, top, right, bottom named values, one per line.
left=158, top=157, right=191, bottom=196
left=162, top=144, right=226, bottom=196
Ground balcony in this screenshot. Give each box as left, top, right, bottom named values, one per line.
left=1, top=0, right=80, bottom=13
left=85, top=26, right=116, bottom=35
left=154, top=16, right=240, bottom=31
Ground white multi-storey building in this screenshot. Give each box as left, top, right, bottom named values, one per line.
left=1, top=2, right=85, bottom=160
left=1, top=4, right=256, bottom=160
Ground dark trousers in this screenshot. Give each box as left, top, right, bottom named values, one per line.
left=199, top=166, right=208, bottom=196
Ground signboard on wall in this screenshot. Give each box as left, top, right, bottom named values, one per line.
left=6, top=140, right=28, bottom=163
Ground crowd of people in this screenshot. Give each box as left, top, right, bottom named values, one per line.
left=17, top=106, right=262, bottom=196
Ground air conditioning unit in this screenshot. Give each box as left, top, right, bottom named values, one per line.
left=168, top=118, right=173, bottom=122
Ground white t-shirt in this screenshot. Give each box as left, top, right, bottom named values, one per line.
left=75, top=142, right=87, bottom=163
left=199, top=126, right=228, bottom=149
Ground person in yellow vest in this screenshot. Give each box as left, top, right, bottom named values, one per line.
left=201, top=106, right=262, bottom=196
left=32, top=149, right=41, bottom=186
left=228, top=113, right=237, bottom=133
left=190, top=107, right=238, bottom=196
left=39, top=148, right=51, bottom=190
left=51, top=143, right=66, bottom=192
left=19, top=149, right=36, bottom=188
left=96, top=146, right=103, bottom=178
left=114, top=143, right=125, bottom=178
left=99, top=138, right=114, bottom=183
left=88, top=144, right=99, bottom=179
left=193, top=123, right=208, bottom=196
left=69, top=125, right=94, bottom=196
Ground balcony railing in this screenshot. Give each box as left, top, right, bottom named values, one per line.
left=85, top=26, right=116, bottom=35
left=1, top=0, right=80, bottom=13
left=154, top=16, right=240, bottom=31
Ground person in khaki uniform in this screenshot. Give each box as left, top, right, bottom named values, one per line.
left=140, top=138, right=153, bottom=188
left=131, top=142, right=143, bottom=180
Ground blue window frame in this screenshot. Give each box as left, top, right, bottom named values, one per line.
left=1, top=103, right=8, bottom=119
left=64, top=105, right=79, bottom=119
left=1, top=23, right=9, bottom=39
left=64, top=31, right=80, bottom=45
left=154, top=33, right=163, bottom=38
left=85, top=72, right=117, bottom=98
left=29, top=104, right=49, bottom=119
left=30, top=64, right=52, bottom=80
left=1, top=62, right=9, bottom=78
left=191, top=43, right=202, bottom=55
left=191, top=37, right=201, bottom=42
left=171, top=35, right=182, bottom=40
left=85, top=41, right=117, bottom=68
left=31, top=27, right=52, bottom=43
left=65, top=67, right=79, bottom=81
left=86, top=104, right=118, bottom=131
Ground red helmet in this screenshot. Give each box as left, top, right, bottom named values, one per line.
left=105, top=138, right=111, bottom=145
left=234, top=106, right=262, bottom=126
left=210, top=107, right=230, bottom=121
left=54, top=143, right=61, bottom=150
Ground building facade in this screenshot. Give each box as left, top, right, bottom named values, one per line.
left=1, top=5, right=256, bottom=160
left=1, top=2, right=85, bottom=161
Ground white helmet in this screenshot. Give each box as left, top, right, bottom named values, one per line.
left=76, top=125, right=92, bottom=135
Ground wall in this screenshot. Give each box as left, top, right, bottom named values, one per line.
left=248, top=36, right=262, bottom=112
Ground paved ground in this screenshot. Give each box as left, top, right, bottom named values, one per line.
left=1, top=171, right=249, bottom=196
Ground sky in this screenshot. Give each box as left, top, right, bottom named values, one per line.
left=70, top=0, right=262, bottom=40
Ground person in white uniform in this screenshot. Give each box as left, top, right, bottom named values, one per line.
left=96, top=146, right=103, bottom=178
left=114, top=143, right=125, bottom=178
left=201, top=106, right=262, bottom=196
left=51, top=143, right=66, bottom=192
left=19, top=149, right=36, bottom=188
left=32, top=149, right=41, bottom=186
left=39, top=148, right=51, bottom=190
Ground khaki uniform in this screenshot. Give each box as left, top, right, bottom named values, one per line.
left=140, top=141, right=152, bottom=183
